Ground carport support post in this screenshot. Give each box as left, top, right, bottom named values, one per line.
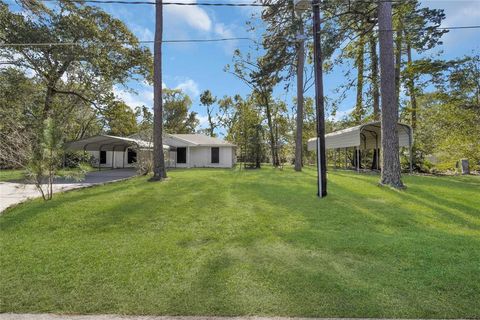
left=334, top=149, right=337, bottom=169
left=408, top=130, right=413, bottom=174
left=111, top=149, right=115, bottom=169
left=356, top=147, right=360, bottom=172
left=409, top=146, right=413, bottom=173
left=123, top=146, right=128, bottom=168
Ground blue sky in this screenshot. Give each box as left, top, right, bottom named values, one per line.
left=107, top=0, right=479, bottom=134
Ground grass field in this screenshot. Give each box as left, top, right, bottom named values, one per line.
left=0, top=166, right=96, bottom=182
left=0, top=167, right=479, bottom=318
left=0, top=169, right=25, bottom=181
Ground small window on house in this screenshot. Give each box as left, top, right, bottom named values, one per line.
left=211, top=147, right=219, bottom=164
left=100, top=150, right=107, bottom=164
left=177, top=147, right=187, bottom=164
left=127, top=150, right=137, bottom=164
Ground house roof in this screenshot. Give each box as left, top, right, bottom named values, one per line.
left=307, top=121, right=413, bottom=151
left=65, top=135, right=169, bottom=151
left=65, top=134, right=235, bottom=151
left=167, top=134, right=236, bottom=147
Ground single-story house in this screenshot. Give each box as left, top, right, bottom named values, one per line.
left=65, top=133, right=237, bottom=169
left=163, top=134, right=237, bottom=168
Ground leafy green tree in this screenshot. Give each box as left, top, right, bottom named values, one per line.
left=227, top=49, right=281, bottom=166
left=393, top=0, right=447, bottom=121
left=135, top=105, right=154, bottom=133
left=163, top=89, right=199, bottom=134
left=102, top=101, right=138, bottom=136
left=0, top=1, right=152, bottom=121
left=26, top=117, right=63, bottom=200
left=0, top=0, right=152, bottom=175
left=402, top=54, right=480, bottom=171
left=217, top=95, right=237, bottom=135
left=199, top=90, right=218, bottom=137
left=227, top=96, right=264, bottom=168
left=0, top=68, right=101, bottom=168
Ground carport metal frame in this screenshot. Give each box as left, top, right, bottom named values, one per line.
left=317, top=122, right=414, bottom=173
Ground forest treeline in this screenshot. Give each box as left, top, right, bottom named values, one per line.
left=1, top=0, right=479, bottom=182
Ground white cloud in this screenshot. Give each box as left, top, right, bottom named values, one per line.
left=214, top=22, right=234, bottom=38
left=175, top=78, right=200, bottom=97
left=132, top=26, right=154, bottom=41
left=213, top=22, right=238, bottom=54
left=164, top=0, right=212, bottom=33
left=113, top=86, right=153, bottom=110
left=196, top=115, right=209, bottom=127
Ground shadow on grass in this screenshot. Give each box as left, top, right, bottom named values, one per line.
left=0, top=179, right=145, bottom=231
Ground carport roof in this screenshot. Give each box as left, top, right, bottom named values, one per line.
left=307, top=121, right=413, bottom=150
left=65, top=135, right=169, bottom=151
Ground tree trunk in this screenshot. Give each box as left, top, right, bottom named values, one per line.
left=151, top=0, right=167, bottom=180
left=369, top=34, right=380, bottom=121
left=354, top=33, right=365, bottom=124
left=207, top=106, right=215, bottom=137
left=394, top=19, right=403, bottom=108
left=264, top=97, right=278, bottom=167
left=406, top=40, right=417, bottom=131
left=406, top=39, right=417, bottom=170
left=294, top=18, right=305, bottom=172
left=43, top=86, right=55, bottom=121
left=378, top=0, right=403, bottom=188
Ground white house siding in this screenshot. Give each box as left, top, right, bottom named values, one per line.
left=88, top=149, right=136, bottom=168
left=187, top=146, right=234, bottom=168
left=82, top=134, right=236, bottom=169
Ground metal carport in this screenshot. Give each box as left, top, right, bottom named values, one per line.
left=307, top=121, right=413, bottom=172
left=65, top=135, right=168, bottom=169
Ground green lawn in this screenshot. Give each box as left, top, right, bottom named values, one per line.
left=1, top=167, right=479, bottom=318
left=0, top=169, right=25, bottom=181
left=0, top=166, right=96, bottom=182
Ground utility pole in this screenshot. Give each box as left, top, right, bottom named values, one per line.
left=294, top=12, right=305, bottom=172
left=312, top=0, right=327, bottom=197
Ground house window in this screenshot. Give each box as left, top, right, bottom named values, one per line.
left=127, top=150, right=137, bottom=164
left=100, top=150, right=107, bottom=164
left=211, top=147, right=219, bottom=164
left=177, top=147, right=187, bottom=164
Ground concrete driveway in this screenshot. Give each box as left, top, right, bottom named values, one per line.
left=0, top=168, right=137, bottom=213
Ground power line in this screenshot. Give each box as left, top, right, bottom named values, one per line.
left=1, top=24, right=478, bottom=47
left=14, top=0, right=274, bottom=6
left=0, top=37, right=256, bottom=47
left=4, top=0, right=449, bottom=6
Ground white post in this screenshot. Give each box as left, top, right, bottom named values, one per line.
left=356, top=147, right=360, bottom=172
